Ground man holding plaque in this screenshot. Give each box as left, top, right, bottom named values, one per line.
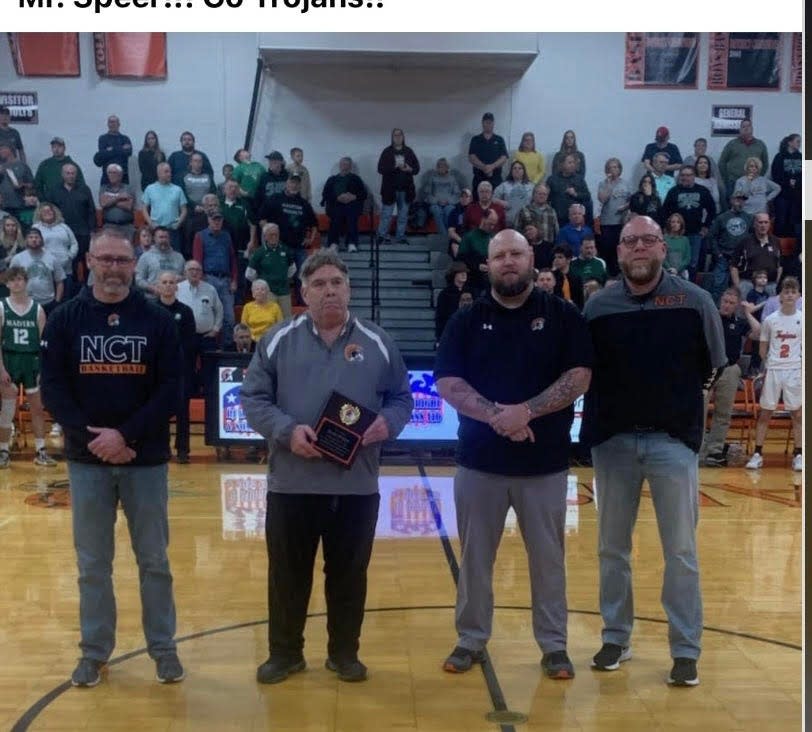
left=241, top=249, right=412, bottom=685
left=435, top=228, right=593, bottom=680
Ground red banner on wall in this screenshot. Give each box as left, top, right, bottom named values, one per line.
left=790, top=32, right=801, bottom=92
left=93, top=33, right=167, bottom=80
left=7, top=33, right=80, bottom=77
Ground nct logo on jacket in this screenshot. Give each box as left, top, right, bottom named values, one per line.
left=79, top=335, right=148, bottom=374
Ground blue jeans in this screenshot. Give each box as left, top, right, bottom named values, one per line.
left=377, top=190, right=409, bottom=240
left=709, top=253, right=732, bottom=304
left=687, top=233, right=703, bottom=278
left=68, top=462, right=177, bottom=662
left=429, top=203, right=455, bottom=239
left=592, top=432, right=702, bottom=659
left=205, top=274, right=235, bottom=349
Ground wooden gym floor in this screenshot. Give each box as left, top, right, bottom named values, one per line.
left=0, top=438, right=801, bottom=731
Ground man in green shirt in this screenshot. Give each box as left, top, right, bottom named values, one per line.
left=570, top=236, right=607, bottom=285
left=34, top=137, right=85, bottom=201
left=246, top=223, right=295, bottom=319
left=458, top=209, right=497, bottom=293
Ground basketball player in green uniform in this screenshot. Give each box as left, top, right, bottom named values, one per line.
left=0, top=266, right=56, bottom=467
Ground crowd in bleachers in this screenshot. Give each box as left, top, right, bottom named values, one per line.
left=0, top=107, right=802, bottom=404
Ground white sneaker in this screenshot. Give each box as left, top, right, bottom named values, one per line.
left=348, top=244, right=358, bottom=253
left=328, top=243, right=339, bottom=252
left=792, top=454, right=802, bottom=472
left=745, top=453, right=763, bottom=470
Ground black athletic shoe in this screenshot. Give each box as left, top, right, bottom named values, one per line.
left=703, top=453, right=727, bottom=467
left=541, top=650, right=575, bottom=679
left=156, top=653, right=185, bottom=683
left=591, top=643, right=632, bottom=671
left=442, top=645, right=484, bottom=673
left=71, top=658, right=105, bottom=687
left=325, top=657, right=368, bottom=682
left=668, top=657, right=699, bottom=686
left=256, top=655, right=306, bottom=684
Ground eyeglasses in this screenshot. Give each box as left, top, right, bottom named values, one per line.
left=619, top=234, right=662, bottom=248
left=91, top=255, right=135, bottom=267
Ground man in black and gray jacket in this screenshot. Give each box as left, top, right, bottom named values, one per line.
left=241, top=248, right=412, bottom=685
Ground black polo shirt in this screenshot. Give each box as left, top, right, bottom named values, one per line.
left=582, top=273, right=727, bottom=452
left=435, top=287, right=593, bottom=476
left=469, top=133, right=508, bottom=179
left=734, top=235, right=781, bottom=282
left=721, top=314, right=750, bottom=366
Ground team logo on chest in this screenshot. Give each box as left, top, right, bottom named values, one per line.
left=481, top=323, right=493, bottom=331
left=344, top=343, right=364, bottom=362
left=530, top=317, right=545, bottom=331
left=107, top=313, right=120, bottom=327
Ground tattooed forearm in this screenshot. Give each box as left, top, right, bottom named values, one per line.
left=526, top=367, right=591, bottom=418
left=437, top=377, right=503, bottom=423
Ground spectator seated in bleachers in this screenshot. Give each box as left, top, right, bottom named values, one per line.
left=241, top=279, right=284, bottom=342
left=434, top=261, right=473, bottom=345
left=446, top=187, right=472, bottom=259
left=628, top=172, right=662, bottom=224
left=546, top=153, right=592, bottom=227
left=422, top=157, right=460, bottom=241
left=492, top=160, right=533, bottom=228
left=321, top=157, right=367, bottom=253
left=457, top=209, right=497, bottom=294
left=570, top=235, right=607, bottom=286
left=135, top=226, right=185, bottom=297
left=556, top=203, right=594, bottom=257
left=230, top=322, right=254, bottom=354
left=551, top=244, right=583, bottom=310
left=523, top=223, right=554, bottom=272
left=462, top=181, right=505, bottom=233
left=32, top=202, right=78, bottom=296
left=663, top=212, right=691, bottom=279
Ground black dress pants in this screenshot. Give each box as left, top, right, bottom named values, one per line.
left=266, top=491, right=380, bottom=662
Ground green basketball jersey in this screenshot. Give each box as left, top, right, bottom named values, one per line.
left=2, top=298, right=40, bottom=354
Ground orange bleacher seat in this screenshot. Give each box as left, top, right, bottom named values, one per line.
left=778, top=237, right=797, bottom=256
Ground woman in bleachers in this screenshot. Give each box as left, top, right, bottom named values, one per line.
left=663, top=212, right=691, bottom=279
left=138, top=130, right=165, bottom=192
left=596, top=157, right=631, bottom=276
left=0, top=215, right=24, bottom=270
left=733, top=157, right=781, bottom=216
left=551, top=129, right=586, bottom=178
left=134, top=226, right=153, bottom=259
left=770, top=133, right=802, bottom=239
left=512, top=132, right=545, bottom=184
left=32, top=203, right=78, bottom=295
left=693, top=155, right=720, bottom=213
left=628, top=173, right=662, bottom=224
left=240, top=278, right=283, bottom=342
left=493, top=161, right=534, bottom=227
left=446, top=187, right=472, bottom=259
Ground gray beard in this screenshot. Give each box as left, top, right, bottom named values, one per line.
left=621, top=259, right=662, bottom=286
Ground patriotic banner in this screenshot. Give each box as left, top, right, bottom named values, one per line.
left=7, top=33, right=80, bottom=77
left=624, top=33, right=699, bottom=89
left=217, top=366, right=262, bottom=441
left=790, top=32, right=801, bottom=92
left=708, top=32, right=781, bottom=90
left=93, top=33, right=167, bottom=79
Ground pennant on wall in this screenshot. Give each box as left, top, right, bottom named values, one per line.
left=93, top=33, right=167, bottom=80
left=624, top=33, right=699, bottom=89
left=7, top=33, right=80, bottom=77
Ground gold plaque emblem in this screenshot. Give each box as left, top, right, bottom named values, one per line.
left=339, top=403, right=361, bottom=426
